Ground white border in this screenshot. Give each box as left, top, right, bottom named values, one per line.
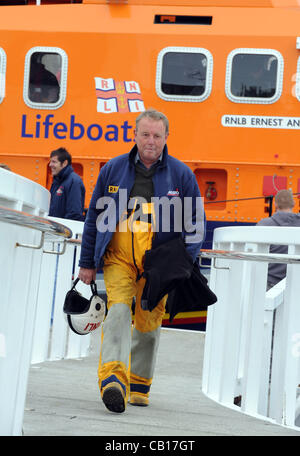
left=225, top=48, right=284, bottom=104
left=0, top=48, right=7, bottom=105
left=23, top=46, right=68, bottom=110
left=156, top=46, right=213, bottom=103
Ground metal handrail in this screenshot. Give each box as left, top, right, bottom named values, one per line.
left=0, top=205, right=73, bottom=252
left=0, top=205, right=72, bottom=237
left=58, top=238, right=300, bottom=265
left=199, top=248, right=300, bottom=265
left=200, top=249, right=300, bottom=271
left=57, top=237, right=300, bottom=265
left=2, top=204, right=300, bottom=264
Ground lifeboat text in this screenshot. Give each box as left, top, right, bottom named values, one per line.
left=21, top=114, right=134, bottom=142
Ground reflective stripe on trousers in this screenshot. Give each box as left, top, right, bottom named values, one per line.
left=98, top=203, right=167, bottom=401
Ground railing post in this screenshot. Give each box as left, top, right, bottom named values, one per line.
left=30, top=242, right=58, bottom=364
left=240, top=251, right=268, bottom=415
left=281, top=246, right=300, bottom=426
left=0, top=169, right=51, bottom=436
left=202, top=226, right=300, bottom=429
left=202, top=244, right=231, bottom=400
left=46, top=218, right=91, bottom=362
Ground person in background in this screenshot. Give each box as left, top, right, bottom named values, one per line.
left=234, top=189, right=300, bottom=408
left=257, top=189, right=300, bottom=290
left=48, top=147, right=85, bottom=221
left=29, top=52, right=60, bottom=103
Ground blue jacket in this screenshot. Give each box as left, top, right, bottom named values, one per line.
left=79, top=145, right=206, bottom=269
left=49, top=165, right=86, bottom=221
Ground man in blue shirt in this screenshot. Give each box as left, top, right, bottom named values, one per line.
left=48, top=147, right=85, bottom=221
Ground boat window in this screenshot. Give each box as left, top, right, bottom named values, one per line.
left=156, top=46, right=213, bottom=102
left=0, top=48, right=6, bottom=105
left=24, top=47, right=68, bottom=109
left=225, top=49, right=283, bottom=104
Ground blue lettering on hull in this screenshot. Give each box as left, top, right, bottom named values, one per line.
left=21, top=114, right=133, bottom=142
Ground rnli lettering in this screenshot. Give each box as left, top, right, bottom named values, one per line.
left=222, top=116, right=247, bottom=126
left=21, top=114, right=134, bottom=142
left=222, top=115, right=300, bottom=129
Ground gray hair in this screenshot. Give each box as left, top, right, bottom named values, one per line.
left=136, top=108, right=169, bottom=134
left=275, top=189, right=295, bottom=210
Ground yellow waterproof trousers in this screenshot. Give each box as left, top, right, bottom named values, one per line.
left=98, top=204, right=167, bottom=405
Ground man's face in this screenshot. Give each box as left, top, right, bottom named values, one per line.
left=134, top=117, right=168, bottom=168
left=49, top=155, right=68, bottom=176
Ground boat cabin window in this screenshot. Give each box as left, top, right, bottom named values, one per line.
left=225, top=49, right=283, bottom=104
left=24, top=47, right=68, bottom=109
left=0, top=48, right=6, bottom=105
left=156, top=46, right=213, bottom=102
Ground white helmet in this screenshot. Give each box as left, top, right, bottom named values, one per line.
left=63, top=278, right=106, bottom=335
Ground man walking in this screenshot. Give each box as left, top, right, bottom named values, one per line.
left=78, top=109, right=206, bottom=413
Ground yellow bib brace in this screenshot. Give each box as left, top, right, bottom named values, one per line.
left=99, top=202, right=167, bottom=406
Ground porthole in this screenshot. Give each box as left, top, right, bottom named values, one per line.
left=225, top=48, right=283, bottom=104
left=23, top=47, right=68, bottom=109
left=156, top=46, right=213, bottom=102
left=295, top=56, right=300, bottom=102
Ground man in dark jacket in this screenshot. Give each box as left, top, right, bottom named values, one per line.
left=78, top=109, right=207, bottom=414
left=48, top=147, right=85, bottom=221
left=257, top=189, right=300, bottom=289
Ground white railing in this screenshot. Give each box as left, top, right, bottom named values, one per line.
left=2, top=168, right=300, bottom=433
left=0, top=169, right=50, bottom=436
left=0, top=168, right=94, bottom=436
left=202, top=226, right=300, bottom=429
left=31, top=217, right=91, bottom=365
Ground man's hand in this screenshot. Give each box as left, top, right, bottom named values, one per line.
left=78, top=267, right=97, bottom=285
